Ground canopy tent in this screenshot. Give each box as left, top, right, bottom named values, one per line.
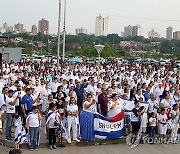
left=69, top=57, right=82, bottom=63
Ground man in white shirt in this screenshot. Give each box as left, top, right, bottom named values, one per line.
left=5, top=89, right=20, bottom=140
left=153, top=82, right=163, bottom=99
left=50, top=77, right=61, bottom=98
left=13, top=84, right=26, bottom=116
left=86, top=80, right=97, bottom=94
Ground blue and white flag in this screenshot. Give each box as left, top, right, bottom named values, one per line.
left=80, top=111, right=124, bottom=141
left=119, top=98, right=134, bottom=112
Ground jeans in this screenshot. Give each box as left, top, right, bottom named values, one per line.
left=29, top=127, right=39, bottom=149
left=149, top=126, right=155, bottom=138
left=6, top=113, right=14, bottom=139
left=49, top=128, right=56, bottom=145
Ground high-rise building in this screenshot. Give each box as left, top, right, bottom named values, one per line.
left=173, top=31, right=180, bottom=40
left=14, top=22, right=24, bottom=33
left=123, top=25, right=133, bottom=37
left=3, top=22, right=8, bottom=32
left=7, top=26, right=14, bottom=32
left=38, top=18, right=49, bottom=35
left=123, top=25, right=141, bottom=37
left=31, top=25, right=37, bottom=35
left=95, top=14, right=109, bottom=36
left=148, top=29, right=160, bottom=38
left=166, top=27, right=173, bottom=40
left=132, top=25, right=141, bottom=37
left=75, top=27, right=87, bottom=35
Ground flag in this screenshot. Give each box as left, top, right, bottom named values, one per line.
left=80, top=111, right=124, bottom=141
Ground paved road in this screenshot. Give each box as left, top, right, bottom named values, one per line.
left=1, top=143, right=180, bottom=154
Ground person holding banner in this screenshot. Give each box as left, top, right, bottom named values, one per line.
left=67, top=97, right=80, bottom=143
left=107, top=93, right=123, bottom=118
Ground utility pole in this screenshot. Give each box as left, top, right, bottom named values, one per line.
left=57, top=0, right=62, bottom=73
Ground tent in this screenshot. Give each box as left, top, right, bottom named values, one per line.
left=69, top=57, right=82, bottom=63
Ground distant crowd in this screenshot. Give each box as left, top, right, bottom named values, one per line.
left=0, top=59, right=179, bottom=151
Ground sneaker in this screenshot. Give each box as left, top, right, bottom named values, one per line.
left=5, top=138, right=12, bottom=141
left=52, top=145, right=57, bottom=149
left=73, top=138, right=80, bottom=142
left=29, top=148, right=34, bottom=151
left=59, top=144, right=65, bottom=148
left=49, top=145, right=53, bottom=150
left=34, top=147, right=37, bottom=151
left=67, top=139, right=71, bottom=144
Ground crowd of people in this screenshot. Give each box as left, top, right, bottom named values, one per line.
left=0, top=59, right=179, bottom=151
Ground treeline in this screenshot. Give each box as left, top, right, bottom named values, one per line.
left=2, top=32, right=180, bottom=58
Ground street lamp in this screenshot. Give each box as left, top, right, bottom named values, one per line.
left=94, top=45, right=105, bottom=62
left=57, top=0, right=62, bottom=73
left=62, top=0, right=67, bottom=62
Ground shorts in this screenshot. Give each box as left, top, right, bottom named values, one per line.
left=140, top=127, right=146, bottom=133
left=0, top=112, right=6, bottom=121
left=158, top=124, right=167, bottom=135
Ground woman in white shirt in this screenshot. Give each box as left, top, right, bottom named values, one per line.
left=107, top=93, right=123, bottom=117
left=160, top=93, right=172, bottom=110
left=83, top=93, right=97, bottom=113
left=67, top=97, right=79, bottom=143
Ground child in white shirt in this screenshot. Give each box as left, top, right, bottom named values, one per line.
left=139, top=106, right=148, bottom=143
left=149, top=112, right=156, bottom=140
left=158, top=108, right=168, bottom=142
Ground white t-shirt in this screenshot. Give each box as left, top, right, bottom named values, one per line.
left=83, top=101, right=97, bottom=113
left=26, top=112, right=40, bottom=127
left=149, top=117, right=156, bottom=127
left=158, top=114, right=168, bottom=124
left=160, top=99, right=172, bottom=109
left=46, top=111, right=58, bottom=128
left=67, top=104, right=78, bottom=113
left=148, top=99, right=159, bottom=114
left=6, top=96, right=15, bottom=113
left=50, top=82, right=61, bottom=93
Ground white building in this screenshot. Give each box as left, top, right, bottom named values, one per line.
left=95, top=14, right=109, bottom=36
left=132, top=25, right=141, bottom=36
left=75, top=27, right=87, bottom=35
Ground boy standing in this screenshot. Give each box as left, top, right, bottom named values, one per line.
left=26, top=106, right=42, bottom=151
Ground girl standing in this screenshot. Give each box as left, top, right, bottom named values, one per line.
left=67, top=97, right=79, bottom=143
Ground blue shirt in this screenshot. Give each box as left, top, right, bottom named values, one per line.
left=22, top=95, right=33, bottom=111
left=143, top=93, right=151, bottom=102
left=74, top=87, right=84, bottom=101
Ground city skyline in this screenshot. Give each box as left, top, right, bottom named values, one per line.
left=0, top=0, right=180, bottom=37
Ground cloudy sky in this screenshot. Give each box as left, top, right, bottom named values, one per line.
left=1, top=0, right=180, bottom=37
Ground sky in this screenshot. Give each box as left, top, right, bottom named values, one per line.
left=1, top=0, right=180, bottom=37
